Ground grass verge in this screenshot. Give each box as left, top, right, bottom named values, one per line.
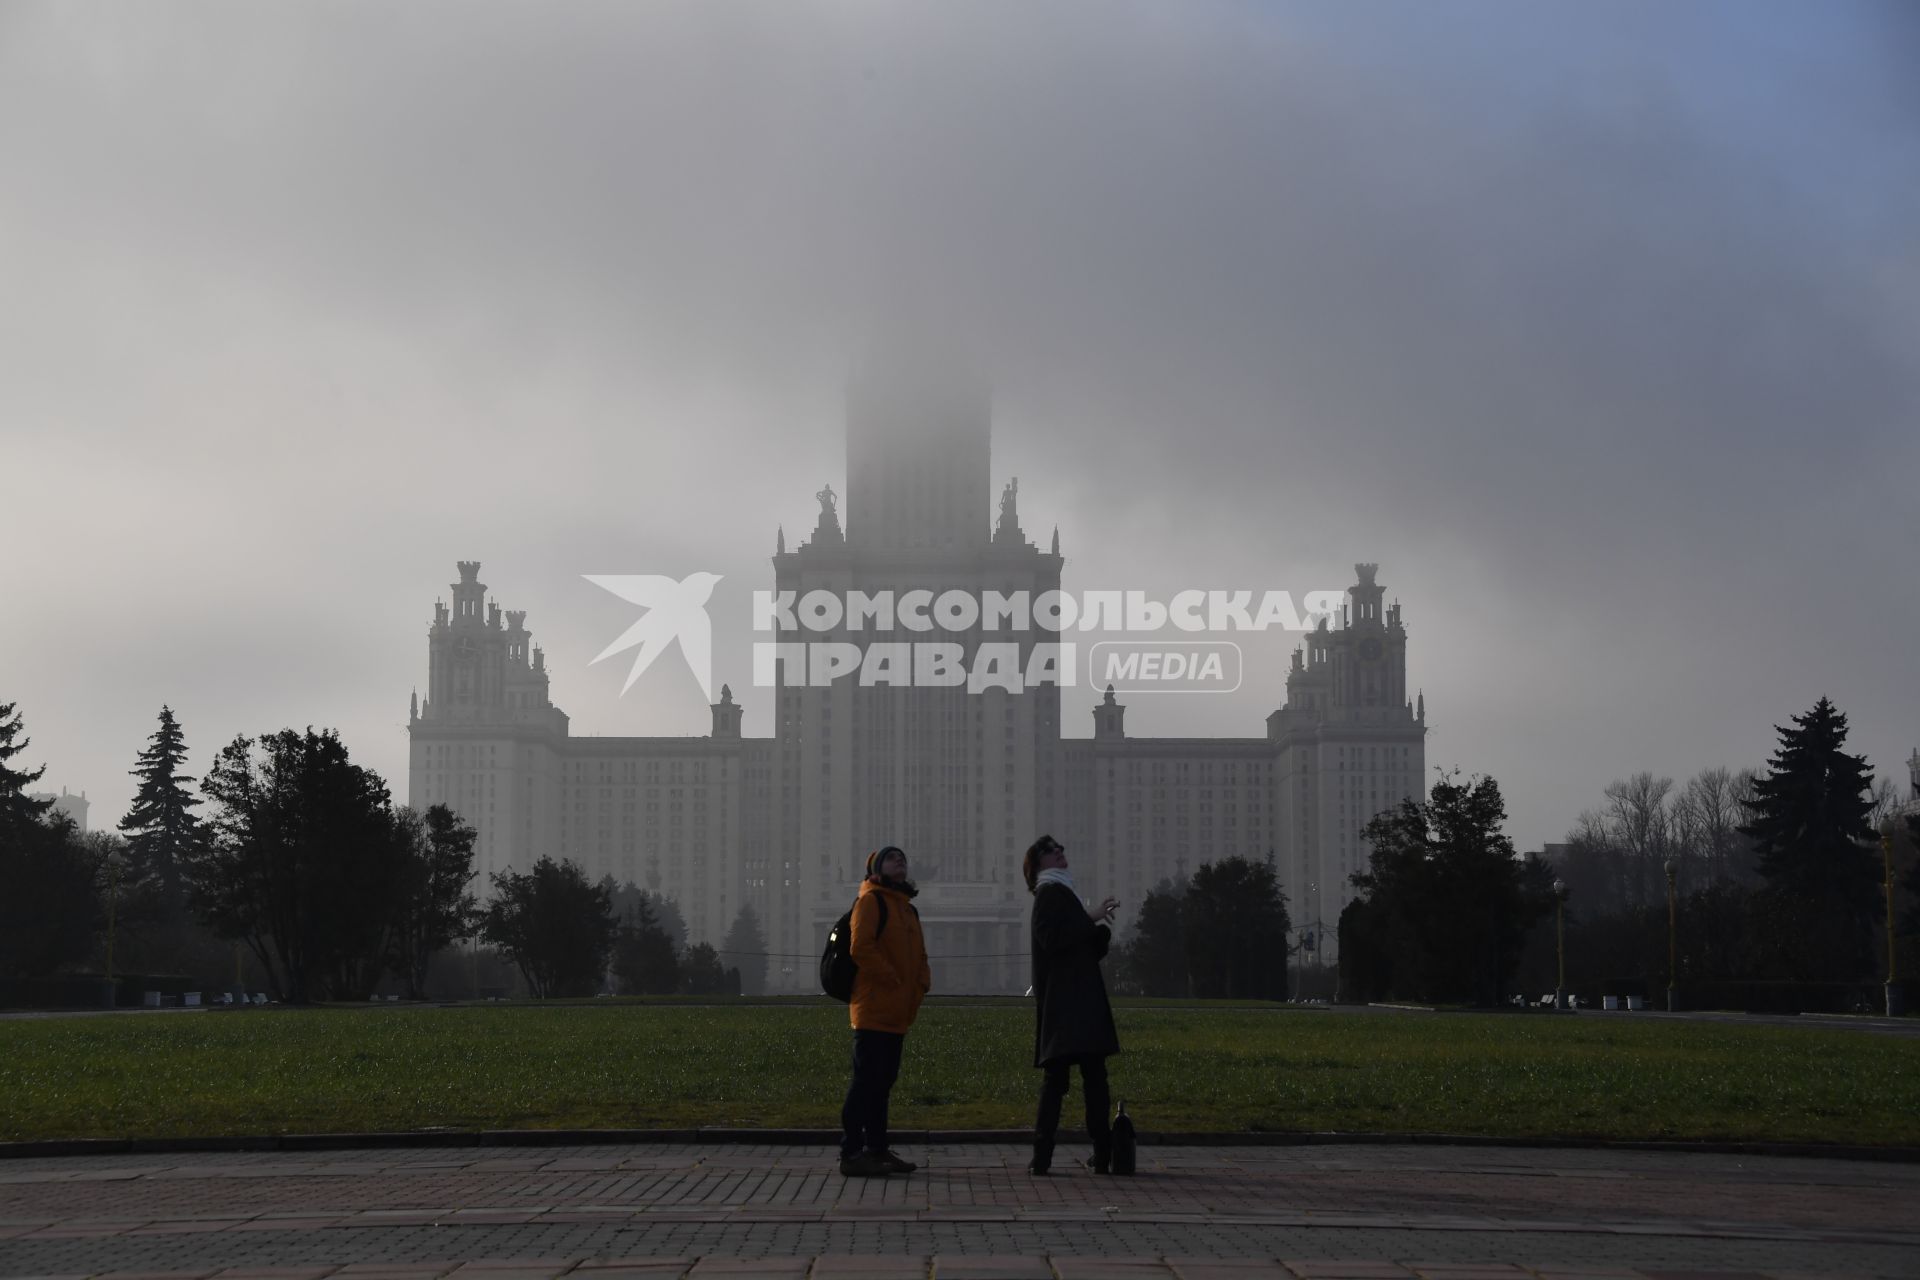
left=2, top=1001, right=1913, bottom=1145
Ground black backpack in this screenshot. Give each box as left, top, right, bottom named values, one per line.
left=820, top=894, right=888, bottom=1002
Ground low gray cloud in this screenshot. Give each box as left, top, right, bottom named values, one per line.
left=5, top=1, right=1917, bottom=847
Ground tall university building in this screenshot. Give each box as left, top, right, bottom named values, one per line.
left=408, top=370, right=1427, bottom=990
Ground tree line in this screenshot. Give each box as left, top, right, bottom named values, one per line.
left=7, top=693, right=1913, bottom=1007
left=1337, top=697, right=1920, bottom=1006
left=1112, top=856, right=1293, bottom=999
left=0, top=701, right=771, bottom=1003
left=1537, top=697, right=1918, bottom=998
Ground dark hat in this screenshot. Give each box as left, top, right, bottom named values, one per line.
left=867, top=846, right=905, bottom=878
left=1021, top=835, right=1062, bottom=894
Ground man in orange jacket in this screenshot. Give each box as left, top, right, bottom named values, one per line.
left=839, top=845, right=932, bottom=1177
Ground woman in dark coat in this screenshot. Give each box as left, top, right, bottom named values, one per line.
left=1023, top=833, right=1121, bottom=1175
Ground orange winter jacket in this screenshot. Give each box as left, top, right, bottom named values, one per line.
left=848, top=878, right=931, bottom=1034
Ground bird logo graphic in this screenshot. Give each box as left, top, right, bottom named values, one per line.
left=584, top=572, right=724, bottom=701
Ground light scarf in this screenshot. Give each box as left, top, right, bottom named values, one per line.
left=1034, top=867, right=1082, bottom=908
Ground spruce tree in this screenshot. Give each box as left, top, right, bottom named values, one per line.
left=0, top=701, right=56, bottom=832
left=1352, top=773, right=1553, bottom=1005
left=119, top=706, right=201, bottom=895
left=720, top=902, right=769, bottom=995
left=0, top=702, right=97, bottom=978
left=1738, top=697, right=1881, bottom=980
left=1119, top=879, right=1190, bottom=998
left=611, top=896, right=681, bottom=995
left=1903, top=812, right=1920, bottom=940
left=1181, top=856, right=1290, bottom=999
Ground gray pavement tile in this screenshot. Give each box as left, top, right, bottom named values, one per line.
left=446, top=1262, right=574, bottom=1270
left=1053, top=1259, right=1177, bottom=1277
left=1166, top=1264, right=1294, bottom=1280
left=64, top=1170, right=147, bottom=1182
left=1281, top=1266, right=1417, bottom=1278
left=683, top=1261, right=811, bottom=1277
left=926, top=1258, right=1054, bottom=1279
left=207, top=1269, right=340, bottom=1279
left=568, top=1264, right=692, bottom=1276
left=805, top=1257, right=934, bottom=1278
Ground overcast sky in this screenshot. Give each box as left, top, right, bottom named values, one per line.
left=5, top=1, right=1917, bottom=853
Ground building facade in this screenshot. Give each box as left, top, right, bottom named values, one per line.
left=408, top=374, right=1427, bottom=989
left=29, top=787, right=89, bottom=833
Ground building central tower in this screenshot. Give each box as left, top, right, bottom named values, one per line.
left=772, top=362, right=1059, bottom=989
left=844, top=359, right=993, bottom=552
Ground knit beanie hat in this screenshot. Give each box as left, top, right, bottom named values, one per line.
left=867, top=846, right=905, bottom=880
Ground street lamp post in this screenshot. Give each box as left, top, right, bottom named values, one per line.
left=1886, top=833, right=1904, bottom=1018
left=1553, top=878, right=1569, bottom=1011
left=1664, top=858, right=1679, bottom=1013
left=105, top=849, right=126, bottom=1005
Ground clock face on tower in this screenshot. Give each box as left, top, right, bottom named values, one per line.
left=1358, top=637, right=1384, bottom=662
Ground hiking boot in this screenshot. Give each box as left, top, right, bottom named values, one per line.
left=838, top=1151, right=893, bottom=1178
left=877, top=1148, right=918, bottom=1174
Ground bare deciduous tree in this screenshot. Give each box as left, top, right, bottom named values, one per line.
left=1603, top=772, right=1674, bottom=912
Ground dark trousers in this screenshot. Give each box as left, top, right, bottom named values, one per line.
left=840, top=1029, right=905, bottom=1157
left=1033, top=1053, right=1111, bottom=1166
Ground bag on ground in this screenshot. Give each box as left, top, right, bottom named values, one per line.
left=1111, top=1098, right=1137, bottom=1175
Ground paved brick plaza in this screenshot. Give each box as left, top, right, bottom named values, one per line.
left=1, top=1141, right=1915, bottom=1279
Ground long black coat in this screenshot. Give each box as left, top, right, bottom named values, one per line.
left=1030, top=882, right=1121, bottom=1067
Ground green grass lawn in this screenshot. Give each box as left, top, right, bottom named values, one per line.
left=2, top=1001, right=1913, bottom=1146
